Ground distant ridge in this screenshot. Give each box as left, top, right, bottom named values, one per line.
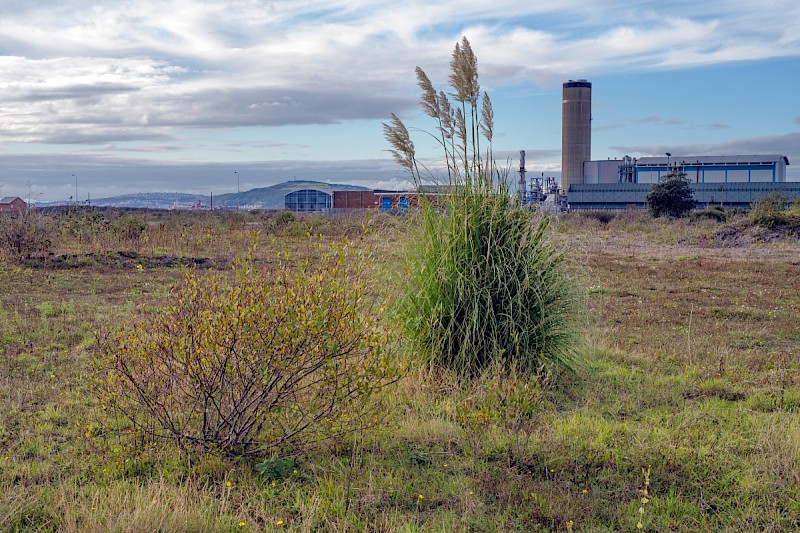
left=213, top=180, right=368, bottom=209
left=77, top=180, right=370, bottom=209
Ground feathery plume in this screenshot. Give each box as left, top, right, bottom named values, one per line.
left=449, top=36, right=480, bottom=105
left=382, top=113, right=415, bottom=171
left=454, top=107, right=467, bottom=146
left=438, top=90, right=455, bottom=139
left=416, top=67, right=439, bottom=119
left=480, top=92, right=494, bottom=142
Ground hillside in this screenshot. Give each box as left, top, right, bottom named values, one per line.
left=212, top=180, right=369, bottom=209
left=86, top=180, right=369, bottom=209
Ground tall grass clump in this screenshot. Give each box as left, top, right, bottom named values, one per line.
left=384, top=37, right=580, bottom=378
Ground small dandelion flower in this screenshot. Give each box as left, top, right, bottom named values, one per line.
left=443, top=463, right=448, bottom=468
left=582, top=489, right=588, bottom=494
left=293, top=469, right=298, bottom=475
left=276, top=519, right=284, bottom=526
left=237, top=521, right=245, bottom=528
left=468, top=491, right=474, bottom=495
left=418, top=494, right=424, bottom=500
left=271, top=481, right=277, bottom=488
left=226, top=481, right=232, bottom=488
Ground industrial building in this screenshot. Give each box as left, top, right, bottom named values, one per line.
left=556, top=79, right=796, bottom=210
left=285, top=189, right=432, bottom=212
left=284, top=189, right=331, bottom=212
left=583, top=155, right=789, bottom=184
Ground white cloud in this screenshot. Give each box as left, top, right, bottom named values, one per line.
left=0, top=0, right=799, bottom=194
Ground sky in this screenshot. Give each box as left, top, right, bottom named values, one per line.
left=0, top=0, right=798, bottom=201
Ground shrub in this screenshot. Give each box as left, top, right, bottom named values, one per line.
left=95, top=245, right=401, bottom=457
left=384, top=37, right=579, bottom=377
left=749, top=192, right=795, bottom=228
left=690, top=206, right=727, bottom=223
left=112, top=213, right=147, bottom=244
left=646, top=170, right=695, bottom=218
left=0, top=208, right=56, bottom=259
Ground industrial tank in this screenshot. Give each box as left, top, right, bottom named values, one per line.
left=561, top=80, right=592, bottom=191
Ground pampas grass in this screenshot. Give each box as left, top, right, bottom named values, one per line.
left=385, top=37, right=580, bottom=377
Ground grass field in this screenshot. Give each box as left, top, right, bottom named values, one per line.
left=0, top=208, right=798, bottom=531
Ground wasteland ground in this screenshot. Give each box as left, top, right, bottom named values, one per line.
left=0, top=208, right=797, bottom=531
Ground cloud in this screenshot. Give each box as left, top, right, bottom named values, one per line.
left=594, top=124, right=625, bottom=131
left=639, top=115, right=661, bottom=123
left=0, top=1, right=799, bottom=195
left=0, top=151, right=409, bottom=200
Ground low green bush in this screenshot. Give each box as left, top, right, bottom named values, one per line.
left=748, top=192, right=796, bottom=228
left=690, top=206, right=727, bottom=222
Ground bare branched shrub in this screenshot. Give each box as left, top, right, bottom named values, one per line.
left=0, top=208, right=56, bottom=260
left=95, top=245, right=401, bottom=457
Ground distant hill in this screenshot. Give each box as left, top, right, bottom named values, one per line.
left=87, top=192, right=208, bottom=209
left=83, top=181, right=370, bottom=209
left=213, top=180, right=369, bottom=209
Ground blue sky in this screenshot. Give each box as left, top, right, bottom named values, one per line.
left=0, top=0, right=798, bottom=201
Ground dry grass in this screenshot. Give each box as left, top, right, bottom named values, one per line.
left=0, top=209, right=798, bottom=531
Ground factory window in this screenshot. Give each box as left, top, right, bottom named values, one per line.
left=284, top=189, right=332, bottom=212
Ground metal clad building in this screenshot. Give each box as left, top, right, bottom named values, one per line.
left=581, top=155, right=788, bottom=186
left=634, top=155, right=788, bottom=184
left=561, top=80, right=592, bottom=191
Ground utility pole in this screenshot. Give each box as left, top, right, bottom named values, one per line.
left=72, top=174, right=78, bottom=206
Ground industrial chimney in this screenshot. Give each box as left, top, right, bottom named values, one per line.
left=561, top=80, right=591, bottom=191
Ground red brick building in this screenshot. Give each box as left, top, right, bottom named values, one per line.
left=0, top=197, right=27, bottom=213
left=332, top=190, right=443, bottom=210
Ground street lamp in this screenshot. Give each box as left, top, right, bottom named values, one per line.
left=234, top=171, right=239, bottom=210
left=72, top=173, right=78, bottom=205
left=665, top=153, right=671, bottom=170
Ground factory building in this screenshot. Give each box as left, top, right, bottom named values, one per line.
left=568, top=182, right=800, bottom=210
left=582, top=155, right=789, bottom=185
left=571, top=155, right=794, bottom=209
left=557, top=79, right=796, bottom=210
